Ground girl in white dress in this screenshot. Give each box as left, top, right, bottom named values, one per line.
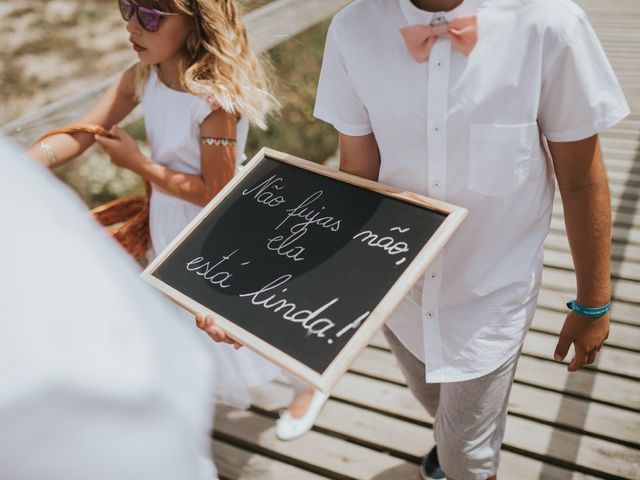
left=30, top=0, right=329, bottom=429
left=27, top=0, right=288, bottom=410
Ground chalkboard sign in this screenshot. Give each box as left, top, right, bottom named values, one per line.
left=142, top=148, right=466, bottom=392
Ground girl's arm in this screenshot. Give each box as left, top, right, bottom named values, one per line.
left=96, top=108, right=237, bottom=207
left=28, top=64, right=140, bottom=168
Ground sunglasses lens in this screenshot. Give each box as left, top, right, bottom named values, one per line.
left=138, top=6, right=162, bottom=32
left=118, top=0, right=134, bottom=21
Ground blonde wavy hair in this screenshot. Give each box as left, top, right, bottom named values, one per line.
left=133, top=0, right=278, bottom=129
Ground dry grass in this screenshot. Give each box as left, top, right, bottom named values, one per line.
left=0, top=0, right=272, bottom=124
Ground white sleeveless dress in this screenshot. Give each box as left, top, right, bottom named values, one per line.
left=142, top=69, right=280, bottom=408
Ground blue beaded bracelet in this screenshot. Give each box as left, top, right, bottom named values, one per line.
left=566, top=300, right=612, bottom=318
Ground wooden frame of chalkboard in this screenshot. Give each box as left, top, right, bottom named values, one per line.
left=142, top=148, right=467, bottom=393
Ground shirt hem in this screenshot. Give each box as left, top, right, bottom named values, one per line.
left=543, top=105, right=631, bottom=142
left=313, top=108, right=373, bottom=137
left=425, top=342, right=523, bottom=384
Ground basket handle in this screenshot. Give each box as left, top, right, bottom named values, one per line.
left=37, top=124, right=151, bottom=198
left=36, top=124, right=116, bottom=143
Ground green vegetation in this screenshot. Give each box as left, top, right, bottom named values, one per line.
left=247, top=19, right=337, bottom=163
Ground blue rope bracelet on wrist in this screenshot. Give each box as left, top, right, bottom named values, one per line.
left=566, top=300, right=612, bottom=318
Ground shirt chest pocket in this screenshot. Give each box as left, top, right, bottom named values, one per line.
left=468, top=123, right=538, bottom=196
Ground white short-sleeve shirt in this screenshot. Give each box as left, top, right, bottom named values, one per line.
left=314, top=0, right=629, bottom=382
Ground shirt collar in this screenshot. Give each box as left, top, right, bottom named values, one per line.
left=399, top=0, right=486, bottom=25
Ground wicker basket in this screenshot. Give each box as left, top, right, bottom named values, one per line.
left=37, top=125, right=151, bottom=258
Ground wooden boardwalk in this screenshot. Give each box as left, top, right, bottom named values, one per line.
left=212, top=1, right=640, bottom=479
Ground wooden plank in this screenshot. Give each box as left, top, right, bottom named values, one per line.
left=330, top=373, right=640, bottom=479
left=553, top=192, right=639, bottom=214
left=214, top=405, right=419, bottom=479
left=601, top=130, right=640, bottom=141
left=247, top=0, right=350, bottom=54
left=537, top=288, right=640, bottom=326
left=600, top=137, right=640, bottom=151
left=369, top=332, right=640, bottom=410
left=351, top=347, right=640, bottom=446
left=249, top=382, right=602, bottom=480
left=576, top=180, right=640, bottom=201
left=543, top=248, right=640, bottom=283
left=515, top=355, right=640, bottom=411
left=602, top=169, right=640, bottom=188
left=531, top=307, right=640, bottom=351
left=601, top=146, right=640, bottom=162
left=550, top=217, right=640, bottom=246
left=524, top=330, right=640, bottom=380
left=507, top=383, right=640, bottom=446
left=505, top=415, right=640, bottom=480
left=544, top=231, right=640, bottom=264
left=213, top=440, right=330, bottom=480
left=542, top=267, right=640, bottom=305
left=553, top=208, right=640, bottom=230
left=549, top=209, right=640, bottom=238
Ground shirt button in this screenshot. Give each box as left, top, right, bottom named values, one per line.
left=431, top=272, right=438, bottom=280
left=435, top=60, right=443, bottom=68
left=433, top=180, right=442, bottom=189
left=427, top=311, right=434, bottom=318
left=433, top=125, right=441, bottom=133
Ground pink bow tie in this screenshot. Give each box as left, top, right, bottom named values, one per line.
left=400, top=16, right=478, bottom=62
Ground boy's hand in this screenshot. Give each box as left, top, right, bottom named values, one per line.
left=195, top=313, right=243, bottom=350
left=553, top=311, right=610, bottom=371
left=95, top=126, right=147, bottom=172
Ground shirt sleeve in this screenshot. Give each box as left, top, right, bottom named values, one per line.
left=538, top=11, right=630, bottom=142
left=193, top=96, right=219, bottom=126
left=313, top=20, right=373, bottom=136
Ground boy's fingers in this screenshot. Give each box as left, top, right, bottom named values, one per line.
left=553, top=334, right=571, bottom=362
left=568, top=345, right=588, bottom=372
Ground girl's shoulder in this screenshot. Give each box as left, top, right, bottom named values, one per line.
left=106, top=63, right=140, bottom=104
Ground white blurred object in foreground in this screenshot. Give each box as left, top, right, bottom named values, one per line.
left=0, top=136, right=218, bottom=480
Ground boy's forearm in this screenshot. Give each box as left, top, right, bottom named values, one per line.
left=560, top=176, right=612, bottom=306
left=550, top=135, right=612, bottom=307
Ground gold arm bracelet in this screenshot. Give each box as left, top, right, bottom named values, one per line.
left=201, top=136, right=237, bottom=147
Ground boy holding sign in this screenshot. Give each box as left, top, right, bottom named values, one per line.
left=312, top=0, right=628, bottom=479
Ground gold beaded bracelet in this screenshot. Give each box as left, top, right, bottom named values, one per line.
left=201, top=136, right=237, bottom=147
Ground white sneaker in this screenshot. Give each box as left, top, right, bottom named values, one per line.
left=274, top=390, right=329, bottom=441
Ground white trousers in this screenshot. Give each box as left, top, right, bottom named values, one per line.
left=383, top=325, right=521, bottom=480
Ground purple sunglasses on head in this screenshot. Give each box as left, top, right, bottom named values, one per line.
left=118, top=0, right=180, bottom=32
